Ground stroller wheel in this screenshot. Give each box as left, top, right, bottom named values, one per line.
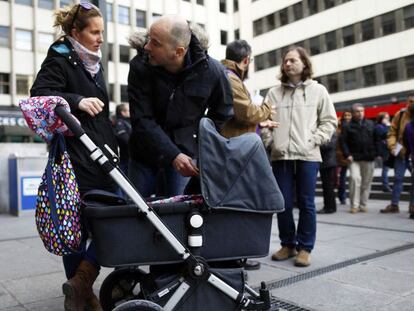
left=100, top=267, right=147, bottom=311
left=113, top=299, right=164, bottom=311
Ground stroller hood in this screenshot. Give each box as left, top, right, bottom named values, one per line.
left=198, top=118, right=284, bottom=213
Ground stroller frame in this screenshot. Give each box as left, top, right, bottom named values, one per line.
left=56, top=106, right=272, bottom=310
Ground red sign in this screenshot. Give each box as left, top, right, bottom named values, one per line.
left=337, top=102, right=407, bottom=119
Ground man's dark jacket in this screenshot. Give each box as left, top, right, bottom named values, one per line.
left=114, top=116, right=131, bottom=166
left=128, top=34, right=233, bottom=167
left=341, top=118, right=380, bottom=161
left=30, top=37, right=118, bottom=193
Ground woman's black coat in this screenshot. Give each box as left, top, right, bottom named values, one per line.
left=31, top=37, right=118, bottom=193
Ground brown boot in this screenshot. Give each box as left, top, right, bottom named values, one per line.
left=62, top=260, right=100, bottom=311
left=380, top=204, right=399, bottom=214
left=85, top=293, right=103, bottom=311
left=271, top=246, right=297, bottom=261
left=409, top=205, right=414, bottom=219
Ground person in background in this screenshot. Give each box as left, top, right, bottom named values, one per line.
left=381, top=93, right=414, bottom=214
left=375, top=112, right=392, bottom=192
left=114, top=103, right=131, bottom=175
left=317, top=132, right=338, bottom=214
left=30, top=2, right=117, bottom=310
left=336, top=110, right=352, bottom=205
left=402, top=107, right=414, bottom=219
left=262, top=46, right=337, bottom=267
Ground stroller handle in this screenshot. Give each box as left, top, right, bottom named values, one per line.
left=55, top=105, right=85, bottom=137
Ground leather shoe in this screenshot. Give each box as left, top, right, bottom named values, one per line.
left=243, top=260, right=261, bottom=270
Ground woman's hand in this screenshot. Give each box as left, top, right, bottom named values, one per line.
left=78, top=97, right=104, bottom=117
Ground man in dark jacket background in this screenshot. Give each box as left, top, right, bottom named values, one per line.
left=341, top=103, right=380, bottom=213
left=114, top=103, right=131, bottom=175
left=127, top=15, right=233, bottom=197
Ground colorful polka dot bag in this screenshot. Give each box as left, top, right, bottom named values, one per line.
left=35, top=133, right=82, bottom=256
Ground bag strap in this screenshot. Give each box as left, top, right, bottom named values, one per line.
left=46, top=134, right=79, bottom=254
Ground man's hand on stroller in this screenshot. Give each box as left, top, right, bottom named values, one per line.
left=173, top=153, right=199, bottom=177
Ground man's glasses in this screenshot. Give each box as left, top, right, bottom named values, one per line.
left=70, top=1, right=93, bottom=31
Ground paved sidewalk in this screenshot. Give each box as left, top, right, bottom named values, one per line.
left=1, top=197, right=413, bottom=310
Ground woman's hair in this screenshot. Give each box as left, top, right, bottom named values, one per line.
left=376, top=112, right=389, bottom=124
left=279, top=46, right=313, bottom=83
left=53, top=3, right=102, bottom=35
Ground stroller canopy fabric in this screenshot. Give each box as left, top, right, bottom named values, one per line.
left=198, top=118, right=284, bottom=213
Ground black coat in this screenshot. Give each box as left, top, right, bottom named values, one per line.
left=128, top=34, right=234, bottom=167
left=114, top=116, right=131, bottom=165
left=320, top=132, right=337, bottom=169
left=340, top=118, right=380, bottom=161
left=30, top=37, right=118, bottom=193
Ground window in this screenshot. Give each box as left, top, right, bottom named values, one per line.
left=16, top=75, right=31, bottom=95
left=60, top=0, right=72, bottom=8
left=136, top=9, right=146, bottom=28
left=120, top=85, right=128, bottom=102
left=38, top=0, right=53, bottom=9
left=309, top=36, right=320, bottom=55
left=327, top=73, right=338, bottom=93
left=344, top=70, right=357, bottom=90
left=361, top=19, right=374, bottom=41
left=119, top=45, right=130, bottom=63
left=152, top=13, right=162, bottom=22
left=107, top=43, right=113, bottom=61
left=108, top=84, right=114, bottom=102
left=234, top=29, right=240, bottom=40
left=233, top=0, right=238, bottom=12
left=265, top=14, right=275, bottom=32
left=253, top=19, right=263, bottom=36
left=279, top=8, right=288, bottom=26
left=362, top=65, right=376, bottom=87
left=220, top=30, right=228, bottom=45
left=0, top=26, right=9, bottom=47
left=266, top=50, right=277, bottom=67
left=0, top=73, right=10, bottom=94
left=381, top=12, right=396, bottom=36
left=106, top=3, right=113, bottom=22
left=254, top=54, right=265, bottom=71
left=404, top=5, right=414, bottom=29
left=15, top=29, right=32, bottom=51
left=406, top=55, right=414, bottom=79
left=38, top=32, right=54, bottom=51
left=325, top=31, right=337, bottom=51
left=197, top=0, right=204, bottom=5
left=118, top=5, right=130, bottom=25
left=324, top=0, right=335, bottom=9
left=383, top=59, right=398, bottom=83
left=15, top=0, right=32, bottom=6
left=308, top=0, right=319, bottom=15
left=342, top=25, right=354, bottom=47
left=293, top=2, right=303, bottom=21
left=219, top=0, right=226, bottom=13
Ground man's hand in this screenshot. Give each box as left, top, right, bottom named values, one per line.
left=347, top=155, right=353, bottom=162
left=79, top=97, right=104, bottom=117
left=173, top=153, right=199, bottom=177
left=259, top=120, right=280, bottom=129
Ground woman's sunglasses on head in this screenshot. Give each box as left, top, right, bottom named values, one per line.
left=70, top=1, right=93, bottom=30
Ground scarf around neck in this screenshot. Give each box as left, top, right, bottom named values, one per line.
left=67, top=36, right=101, bottom=76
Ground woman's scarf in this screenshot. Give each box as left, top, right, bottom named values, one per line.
left=67, top=36, right=101, bottom=76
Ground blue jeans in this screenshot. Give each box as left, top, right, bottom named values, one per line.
left=63, top=239, right=98, bottom=279
left=391, top=157, right=412, bottom=206
left=337, top=165, right=348, bottom=203
left=128, top=159, right=190, bottom=197
left=272, top=160, right=320, bottom=252
left=381, top=165, right=389, bottom=188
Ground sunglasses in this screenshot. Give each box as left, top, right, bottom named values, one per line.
left=70, top=1, right=93, bottom=30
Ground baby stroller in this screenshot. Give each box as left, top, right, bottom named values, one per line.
left=55, top=106, right=284, bottom=311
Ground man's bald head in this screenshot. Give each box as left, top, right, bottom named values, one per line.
left=152, top=15, right=191, bottom=49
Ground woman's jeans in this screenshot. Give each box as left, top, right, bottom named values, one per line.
left=272, top=160, right=320, bottom=252
left=391, top=157, right=412, bottom=206
left=63, top=239, right=98, bottom=279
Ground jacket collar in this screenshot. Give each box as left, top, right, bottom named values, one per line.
left=221, top=59, right=246, bottom=80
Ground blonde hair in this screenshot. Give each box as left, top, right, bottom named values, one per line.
left=53, top=3, right=101, bottom=35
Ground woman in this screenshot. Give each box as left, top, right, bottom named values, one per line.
left=30, top=2, right=117, bottom=310
left=375, top=112, right=391, bottom=192
left=262, top=47, right=337, bottom=267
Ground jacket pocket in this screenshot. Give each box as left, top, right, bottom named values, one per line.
left=172, top=125, right=198, bottom=157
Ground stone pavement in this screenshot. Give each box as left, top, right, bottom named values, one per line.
left=1, top=197, right=413, bottom=310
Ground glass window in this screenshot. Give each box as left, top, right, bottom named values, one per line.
left=279, top=8, right=288, bottom=26
left=381, top=12, right=396, bottom=36
left=254, top=54, right=265, bottom=71
left=120, top=85, right=128, bottom=102
left=15, top=0, right=32, bottom=6
left=383, top=59, right=398, bottom=83
left=107, top=43, right=113, bottom=61
left=294, top=40, right=305, bottom=48
left=220, top=30, right=228, bottom=45
left=344, top=69, right=357, bottom=90
left=233, top=0, right=238, bottom=12
left=259, top=88, right=269, bottom=98
left=293, top=2, right=303, bottom=21
left=362, top=65, right=376, bottom=87
left=324, top=0, right=335, bottom=9
left=0, top=26, right=9, bottom=47
left=16, top=75, right=31, bottom=95
left=234, top=29, right=240, bottom=40
left=197, top=0, right=204, bottom=5
left=136, top=9, right=146, bottom=28
left=361, top=19, right=374, bottom=41
left=325, top=31, right=337, bottom=51
left=327, top=73, right=339, bottom=93
left=38, top=0, right=53, bottom=9
left=0, top=73, right=10, bottom=94
left=60, top=0, right=72, bottom=8
left=404, top=5, right=414, bottom=29
left=253, top=19, right=263, bottom=37
left=15, top=29, right=32, bottom=51
left=152, top=13, right=162, bottom=22
left=266, top=50, right=277, bottom=67
left=108, top=83, right=114, bottom=102
left=309, top=36, right=320, bottom=55
left=406, top=55, right=414, bottom=79
left=106, top=3, right=113, bottom=22
left=308, top=0, right=319, bottom=15
left=118, top=5, right=130, bottom=25
left=119, top=45, right=130, bottom=63
left=265, top=14, right=275, bottom=32
left=219, top=0, right=226, bottom=13
left=342, top=25, right=355, bottom=47
left=38, top=32, right=54, bottom=51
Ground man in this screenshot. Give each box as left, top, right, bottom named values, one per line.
left=381, top=93, right=414, bottom=217
left=220, top=40, right=277, bottom=138
left=127, top=15, right=233, bottom=197
left=114, top=103, right=131, bottom=175
left=341, top=103, right=380, bottom=213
